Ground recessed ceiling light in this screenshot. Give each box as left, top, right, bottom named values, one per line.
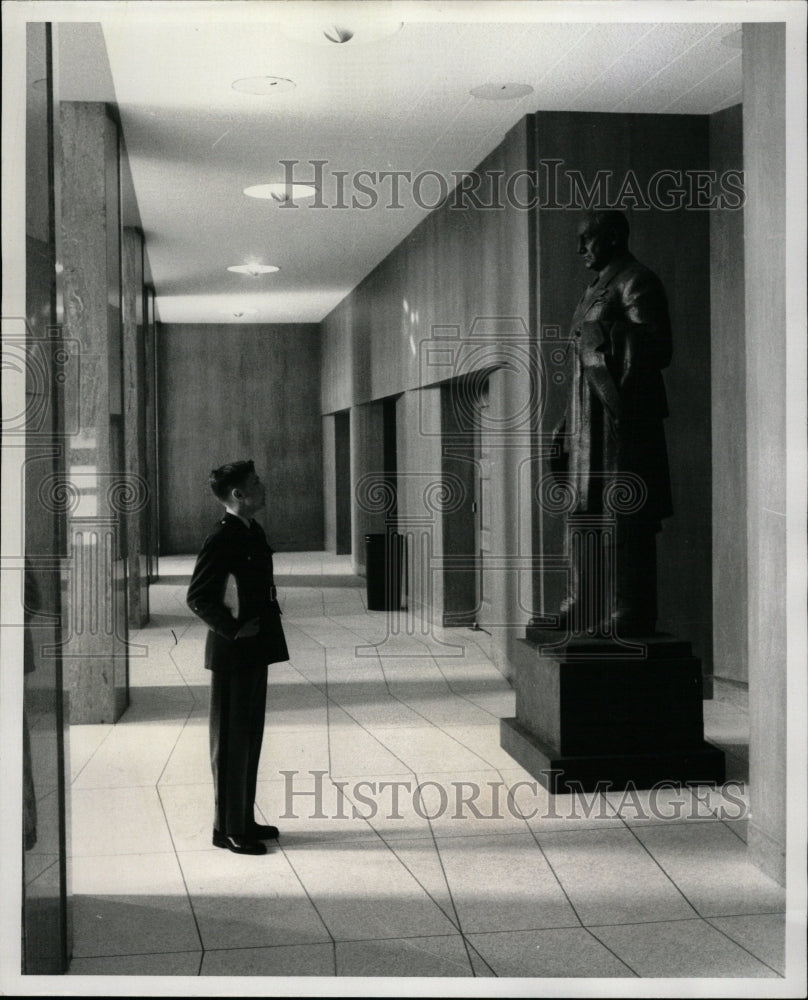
left=470, top=83, right=534, bottom=101
left=244, top=183, right=318, bottom=203
left=278, top=19, right=402, bottom=46
left=227, top=264, right=280, bottom=276
left=220, top=307, right=259, bottom=318
left=323, top=25, right=354, bottom=44
left=232, top=76, right=296, bottom=95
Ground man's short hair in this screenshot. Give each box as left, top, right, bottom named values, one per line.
left=209, top=460, right=255, bottom=501
left=587, top=210, right=630, bottom=248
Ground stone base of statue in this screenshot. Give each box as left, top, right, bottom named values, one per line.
left=500, top=629, right=725, bottom=793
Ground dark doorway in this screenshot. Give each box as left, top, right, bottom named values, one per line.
left=382, top=395, right=398, bottom=526
left=441, top=375, right=489, bottom=627
left=334, top=409, right=351, bottom=555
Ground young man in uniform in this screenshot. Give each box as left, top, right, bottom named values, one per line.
left=187, top=460, right=288, bottom=855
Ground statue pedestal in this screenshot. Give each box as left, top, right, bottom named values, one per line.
left=500, top=630, right=725, bottom=792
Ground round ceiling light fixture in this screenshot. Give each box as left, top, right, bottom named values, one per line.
left=227, top=264, right=280, bottom=276
left=220, top=307, right=259, bottom=318
left=278, top=18, right=402, bottom=46
left=244, top=183, right=318, bottom=203
left=470, top=83, right=534, bottom=101
left=232, top=76, right=296, bottom=95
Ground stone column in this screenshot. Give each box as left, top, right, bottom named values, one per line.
left=743, top=23, right=787, bottom=885
left=143, top=288, right=159, bottom=582
left=122, top=226, right=149, bottom=626
left=60, top=101, right=129, bottom=724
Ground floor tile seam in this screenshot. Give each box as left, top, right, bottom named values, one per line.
left=285, top=659, right=333, bottom=694
left=70, top=947, right=203, bottom=960
left=334, top=943, right=474, bottom=979
left=418, top=782, right=536, bottom=938
left=323, top=612, right=376, bottom=644
left=166, top=636, right=210, bottom=707
left=325, top=761, right=464, bottom=932
left=521, top=824, right=588, bottom=930
left=610, top=815, right=730, bottom=829
left=582, top=913, right=714, bottom=929
left=373, top=828, right=464, bottom=933
left=356, top=684, right=474, bottom=736
left=328, top=929, right=474, bottom=946
left=323, top=666, right=419, bottom=780
left=69, top=724, right=117, bottom=785
left=615, top=815, right=707, bottom=919
left=701, top=914, right=785, bottom=976
left=375, top=653, right=479, bottom=731
left=322, top=655, right=334, bottom=777
left=71, top=848, right=186, bottom=861
left=579, top=925, right=643, bottom=976
left=157, top=779, right=216, bottom=788
left=153, top=707, right=198, bottom=788
left=274, top=843, right=341, bottom=948
left=429, top=650, right=514, bottom=724
left=290, top=625, right=331, bottom=649
left=193, top=939, right=337, bottom=953
left=332, top=776, right=542, bottom=832
left=701, top=908, right=786, bottom=918
left=526, top=806, right=639, bottom=837
left=75, top=776, right=202, bottom=791
left=422, top=724, right=520, bottom=774
left=461, top=693, right=516, bottom=718
left=458, top=933, right=499, bottom=977
left=384, top=826, right=580, bottom=840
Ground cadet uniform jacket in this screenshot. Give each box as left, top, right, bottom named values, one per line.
left=187, top=513, right=289, bottom=672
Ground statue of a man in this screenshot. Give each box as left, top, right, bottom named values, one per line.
left=551, top=210, right=673, bottom=636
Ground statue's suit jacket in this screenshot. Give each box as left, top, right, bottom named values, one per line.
left=558, top=251, right=674, bottom=526
left=187, top=513, right=288, bottom=671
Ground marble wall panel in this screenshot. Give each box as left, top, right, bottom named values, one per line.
left=743, top=23, right=786, bottom=885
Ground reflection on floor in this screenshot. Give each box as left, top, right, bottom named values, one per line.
left=65, top=553, right=785, bottom=980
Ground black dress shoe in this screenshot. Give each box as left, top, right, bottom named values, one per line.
left=249, top=822, right=279, bottom=840
left=212, top=830, right=267, bottom=855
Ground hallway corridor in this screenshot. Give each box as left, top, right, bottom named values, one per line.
left=63, top=554, right=785, bottom=982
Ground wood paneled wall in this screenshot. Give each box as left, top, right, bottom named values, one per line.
left=157, top=323, right=323, bottom=554
left=321, top=120, right=531, bottom=411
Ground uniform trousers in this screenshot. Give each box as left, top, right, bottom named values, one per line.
left=209, top=662, right=268, bottom=836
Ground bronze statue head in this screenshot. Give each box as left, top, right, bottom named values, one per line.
left=576, top=210, right=630, bottom=271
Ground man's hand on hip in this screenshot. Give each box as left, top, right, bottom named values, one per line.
left=235, top=618, right=260, bottom=639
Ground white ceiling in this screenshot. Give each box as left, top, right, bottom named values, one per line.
left=57, top=6, right=742, bottom=324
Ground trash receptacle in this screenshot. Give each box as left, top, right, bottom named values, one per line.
left=365, top=532, right=404, bottom=611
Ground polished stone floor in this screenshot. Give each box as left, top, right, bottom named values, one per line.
left=63, top=553, right=786, bottom=985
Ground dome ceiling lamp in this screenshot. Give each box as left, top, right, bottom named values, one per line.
left=278, top=17, right=402, bottom=46
left=227, top=263, right=280, bottom=276
left=470, top=82, right=534, bottom=101
left=219, top=307, right=259, bottom=319
left=244, top=183, right=318, bottom=204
